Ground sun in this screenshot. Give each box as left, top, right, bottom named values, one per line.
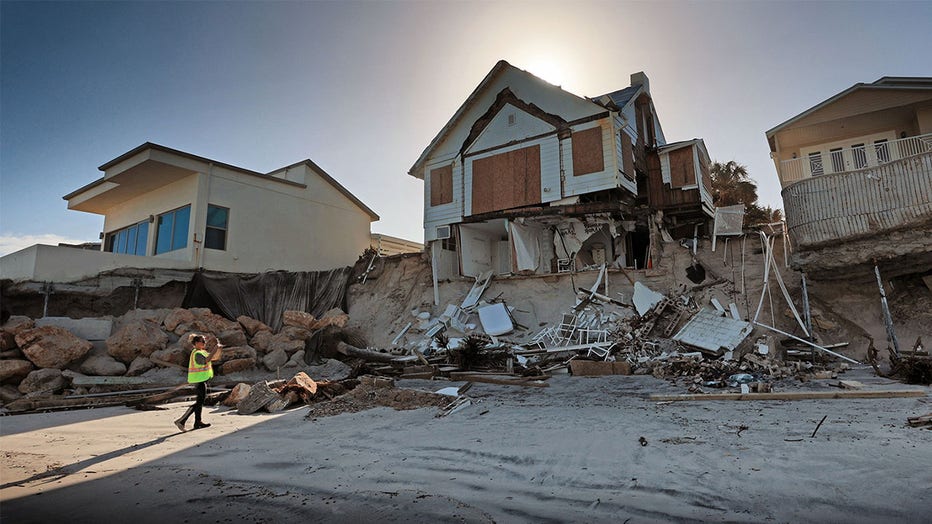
left=525, top=58, right=567, bottom=87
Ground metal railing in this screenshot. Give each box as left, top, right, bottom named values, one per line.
left=779, top=132, right=932, bottom=184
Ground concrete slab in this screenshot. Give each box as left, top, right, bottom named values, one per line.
left=35, top=317, right=112, bottom=341
left=672, top=308, right=752, bottom=355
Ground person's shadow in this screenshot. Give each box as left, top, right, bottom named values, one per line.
left=1, top=431, right=185, bottom=490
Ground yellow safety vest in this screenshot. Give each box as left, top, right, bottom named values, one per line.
left=187, top=348, right=214, bottom=383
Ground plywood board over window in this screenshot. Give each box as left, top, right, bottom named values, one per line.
left=572, top=127, right=604, bottom=176
left=669, top=147, right=695, bottom=188
left=471, top=145, right=541, bottom=215
left=430, top=165, right=453, bottom=206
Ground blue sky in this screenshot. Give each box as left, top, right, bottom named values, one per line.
left=2, top=0, right=930, bottom=256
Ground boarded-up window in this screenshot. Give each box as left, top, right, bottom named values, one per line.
left=572, top=127, right=604, bottom=176
left=430, top=165, right=453, bottom=206
left=621, top=131, right=635, bottom=180
left=669, top=147, right=695, bottom=188
left=471, top=145, right=541, bottom=215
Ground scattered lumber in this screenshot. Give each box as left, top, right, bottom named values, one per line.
left=907, top=413, right=932, bottom=427
left=337, top=341, right=416, bottom=363
left=447, top=372, right=549, bottom=387
left=650, top=390, right=927, bottom=402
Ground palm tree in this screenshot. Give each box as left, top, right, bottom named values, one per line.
left=710, top=160, right=759, bottom=207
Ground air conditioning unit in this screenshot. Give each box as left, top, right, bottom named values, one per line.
left=436, top=225, right=451, bottom=240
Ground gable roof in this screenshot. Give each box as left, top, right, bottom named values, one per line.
left=408, top=60, right=606, bottom=178
left=765, top=76, right=932, bottom=137
left=597, top=85, right=642, bottom=110
left=65, top=142, right=379, bottom=220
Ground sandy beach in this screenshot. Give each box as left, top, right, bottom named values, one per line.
left=2, top=370, right=930, bottom=523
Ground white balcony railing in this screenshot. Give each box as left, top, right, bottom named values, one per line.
left=779, top=132, right=932, bottom=184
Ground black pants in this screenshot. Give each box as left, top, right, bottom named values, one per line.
left=179, top=381, right=207, bottom=425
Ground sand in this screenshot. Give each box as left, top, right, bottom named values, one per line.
left=2, top=369, right=930, bottom=523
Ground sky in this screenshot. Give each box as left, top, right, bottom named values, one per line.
left=2, top=0, right=931, bottom=257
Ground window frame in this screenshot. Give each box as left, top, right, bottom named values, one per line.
left=154, top=204, right=191, bottom=255
left=205, top=204, right=229, bottom=251
left=105, top=219, right=149, bottom=256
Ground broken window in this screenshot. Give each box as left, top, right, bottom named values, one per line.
left=572, top=127, right=604, bottom=176
left=441, top=231, right=457, bottom=251
left=205, top=204, right=229, bottom=251
left=154, top=205, right=190, bottom=255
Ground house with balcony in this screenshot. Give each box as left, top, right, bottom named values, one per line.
left=408, top=60, right=714, bottom=286
left=1, top=142, right=379, bottom=284
left=765, top=77, right=932, bottom=277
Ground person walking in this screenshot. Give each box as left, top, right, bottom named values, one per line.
left=174, top=334, right=221, bottom=432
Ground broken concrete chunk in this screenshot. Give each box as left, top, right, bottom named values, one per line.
left=672, top=308, right=752, bottom=356
left=633, top=282, right=664, bottom=316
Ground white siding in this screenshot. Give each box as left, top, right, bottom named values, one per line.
left=563, top=119, right=619, bottom=197
left=463, top=136, right=561, bottom=217
left=424, top=157, right=464, bottom=242
left=467, top=104, right=556, bottom=153
left=421, top=66, right=604, bottom=175
left=660, top=153, right=671, bottom=184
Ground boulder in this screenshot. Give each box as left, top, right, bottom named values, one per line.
left=126, top=356, right=156, bottom=376
left=0, top=348, right=24, bottom=359
left=79, top=354, right=127, bottom=376
left=222, top=383, right=252, bottom=407
left=216, top=345, right=257, bottom=365
left=250, top=331, right=273, bottom=353
left=0, top=384, right=23, bottom=403
left=18, top=368, right=66, bottom=395
left=150, top=345, right=189, bottom=368
left=198, top=312, right=239, bottom=335
left=237, top=316, right=271, bottom=337
left=163, top=308, right=196, bottom=333
left=285, top=350, right=306, bottom=368
left=267, top=333, right=305, bottom=356
left=218, top=328, right=248, bottom=348
left=2, top=315, right=35, bottom=337
left=280, top=326, right=311, bottom=341
left=16, top=326, right=93, bottom=369
left=282, top=310, right=316, bottom=332
left=262, top=348, right=288, bottom=371
left=1, top=330, right=17, bottom=351
left=0, top=359, right=34, bottom=383
left=106, top=320, right=169, bottom=363
left=220, top=358, right=255, bottom=374
left=312, top=308, right=350, bottom=330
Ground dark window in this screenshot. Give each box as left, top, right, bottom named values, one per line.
left=830, top=148, right=845, bottom=173
left=874, top=139, right=890, bottom=163
left=441, top=232, right=457, bottom=251
left=105, top=220, right=149, bottom=256
left=205, top=204, right=229, bottom=250
left=852, top=144, right=867, bottom=169
left=155, top=205, right=191, bottom=254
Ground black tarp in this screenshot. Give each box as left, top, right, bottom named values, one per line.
left=182, top=268, right=353, bottom=331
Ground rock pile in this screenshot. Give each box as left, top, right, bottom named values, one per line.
left=0, top=307, right=353, bottom=405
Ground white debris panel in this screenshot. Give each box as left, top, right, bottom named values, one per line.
left=672, top=308, right=753, bottom=355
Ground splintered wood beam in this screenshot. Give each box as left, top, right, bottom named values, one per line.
left=650, top=390, right=927, bottom=402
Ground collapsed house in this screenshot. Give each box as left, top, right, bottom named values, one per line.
left=408, top=61, right=714, bottom=299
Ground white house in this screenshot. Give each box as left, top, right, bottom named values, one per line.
left=1, top=143, right=379, bottom=282
left=409, top=60, right=713, bottom=283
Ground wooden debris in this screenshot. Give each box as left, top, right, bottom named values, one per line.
left=650, top=390, right=927, bottom=402
left=907, top=413, right=932, bottom=427
left=236, top=381, right=280, bottom=414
